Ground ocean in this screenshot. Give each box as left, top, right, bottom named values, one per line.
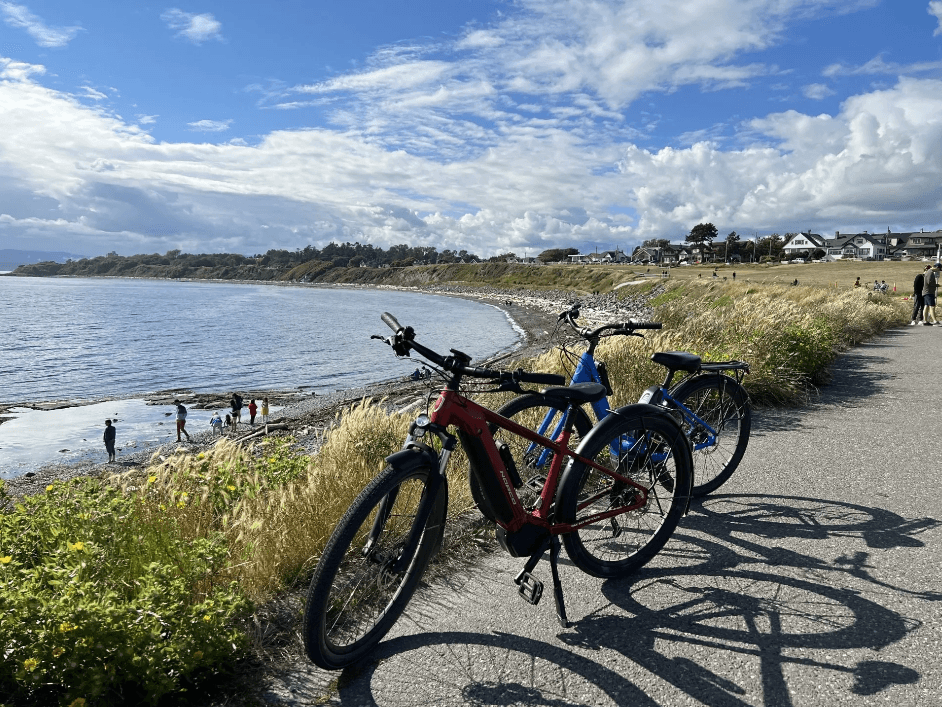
left=0, top=277, right=523, bottom=477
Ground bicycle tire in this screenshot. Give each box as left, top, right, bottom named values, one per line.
left=669, top=374, right=751, bottom=497
left=303, top=462, right=447, bottom=671
left=558, top=405, right=692, bottom=579
left=469, top=394, right=593, bottom=520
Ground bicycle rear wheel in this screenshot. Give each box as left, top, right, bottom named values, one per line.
left=303, top=463, right=447, bottom=670
left=669, top=374, right=751, bottom=497
left=469, top=394, right=592, bottom=519
left=558, top=406, right=692, bottom=579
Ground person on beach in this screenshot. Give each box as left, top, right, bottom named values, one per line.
left=854, top=277, right=861, bottom=288
left=230, top=392, right=243, bottom=430
left=210, top=411, right=223, bottom=436
left=103, top=419, right=116, bottom=462
left=910, top=265, right=930, bottom=326
left=261, top=397, right=269, bottom=424
left=248, top=399, right=258, bottom=425
left=922, top=263, right=941, bottom=325
left=174, top=400, right=191, bottom=442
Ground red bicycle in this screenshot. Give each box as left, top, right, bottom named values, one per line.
left=303, top=313, right=693, bottom=670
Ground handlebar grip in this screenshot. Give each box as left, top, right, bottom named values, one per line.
left=628, top=321, right=662, bottom=330
left=381, top=312, right=403, bottom=332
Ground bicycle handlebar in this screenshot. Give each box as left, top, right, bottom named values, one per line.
left=560, top=305, right=661, bottom=340
left=377, top=312, right=566, bottom=387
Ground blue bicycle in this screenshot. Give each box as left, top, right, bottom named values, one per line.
left=479, top=305, right=750, bottom=504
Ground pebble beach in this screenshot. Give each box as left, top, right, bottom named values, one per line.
left=1, top=283, right=657, bottom=499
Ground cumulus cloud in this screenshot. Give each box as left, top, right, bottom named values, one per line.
left=930, top=1, right=942, bottom=35
left=161, top=8, right=223, bottom=44
left=0, top=2, right=82, bottom=48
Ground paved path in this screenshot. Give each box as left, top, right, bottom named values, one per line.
left=263, top=327, right=942, bottom=706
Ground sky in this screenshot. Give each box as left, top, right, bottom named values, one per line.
left=2, top=1, right=942, bottom=259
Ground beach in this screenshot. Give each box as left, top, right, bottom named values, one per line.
left=1, top=284, right=657, bottom=499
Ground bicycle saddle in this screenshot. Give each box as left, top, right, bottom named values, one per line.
left=652, top=351, right=702, bottom=372
left=540, top=382, right=607, bottom=403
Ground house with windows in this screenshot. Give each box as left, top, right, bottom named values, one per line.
left=782, top=232, right=828, bottom=259
left=630, top=244, right=693, bottom=265
left=824, top=231, right=888, bottom=261
left=883, top=229, right=942, bottom=259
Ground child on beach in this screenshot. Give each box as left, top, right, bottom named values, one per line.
left=248, top=399, right=258, bottom=425
left=103, top=419, right=116, bottom=462
left=261, top=397, right=269, bottom=424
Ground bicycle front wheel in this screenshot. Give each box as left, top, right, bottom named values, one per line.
left=558, top=406, right=692, bottom=579
left=303, top=462, right=446, bottom=671
left=669, top=374, right=751, bottom=497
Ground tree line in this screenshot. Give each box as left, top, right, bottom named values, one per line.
left=12, top=242, right=584, bottom=279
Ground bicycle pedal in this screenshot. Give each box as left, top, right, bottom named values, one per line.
left=525, top=476, right=547, bottom=493
left=514, top=570, right=544, bottom=605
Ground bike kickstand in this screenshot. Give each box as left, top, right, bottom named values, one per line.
left=548, top=535, right=569, bottom=628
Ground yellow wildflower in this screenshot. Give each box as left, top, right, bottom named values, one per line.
left=197, top=452, right=205, bottom=459
left=227, top=485, right=236, bottom=491
left=59, top=622, right=77, bottom=633
left=202, top=615, right=212, bottom=622
left=148, top=475, right=157, bottom=484
left=23, top=657, right=39, bottom=672
left=46, top=484, right=54, bottom=492
left=67, top=541, right=85, bottom=552
left=0, top=556, right=12, bottom=564
left=52, top=647, right=65, bottom=658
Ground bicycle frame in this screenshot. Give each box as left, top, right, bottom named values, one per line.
left=412, top=386, right=652, bottom=537
left=526, top=351, right=722, bottom=469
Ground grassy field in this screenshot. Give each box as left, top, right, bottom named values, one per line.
left=628, top=259, right=927, bottom=296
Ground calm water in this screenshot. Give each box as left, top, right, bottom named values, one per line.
left=0, top=277, right=522, bottom=476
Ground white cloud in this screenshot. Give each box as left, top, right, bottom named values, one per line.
left=161, top=8, right=223, bottom=44
left=930, top=1, right=942, bottom=35
left=803, top=83, right=834, bottom=100
left=0, top=2, right=82, bottom=48
left=823, top=54, right=942, bottom=77
left=187, top=119, right=233, bottom=132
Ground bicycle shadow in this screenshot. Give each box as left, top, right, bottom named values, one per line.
left=342, top=629, right=659, bottom=706
left=561, top=494, right=936, bottom=706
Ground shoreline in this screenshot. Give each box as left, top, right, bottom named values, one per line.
left=1, top=283, right=654, bottom=499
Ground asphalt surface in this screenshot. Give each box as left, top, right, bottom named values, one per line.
left=262, top=326, right=941, bottom=706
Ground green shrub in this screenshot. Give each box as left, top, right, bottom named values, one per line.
left=0, top=479, right=250, bottom=706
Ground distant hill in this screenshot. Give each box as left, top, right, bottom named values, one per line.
left=0, top=249, right=87, bottom=270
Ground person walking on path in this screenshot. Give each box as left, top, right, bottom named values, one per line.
left=174, top=400, right=191, bottom=442
left=922, top=263, right=941, bottom=325
left=248, top=399, right=258, bottom=425
left=230, top=392, right=243, bottom=431
left=910, top=265, right=930, bottom=325
left=103, top=419, right=116, bottom=462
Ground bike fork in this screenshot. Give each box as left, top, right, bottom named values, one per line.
left=513, top=535, right=569, bottom=628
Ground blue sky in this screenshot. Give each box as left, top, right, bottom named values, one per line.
left=2, top=1, right=942, bottom=258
